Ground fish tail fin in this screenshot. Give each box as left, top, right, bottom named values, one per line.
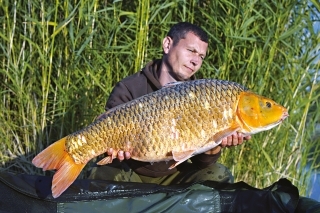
left=32, top=137, right=86, bottom=198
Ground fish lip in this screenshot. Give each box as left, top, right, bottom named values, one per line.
left=280, top=111, right=289, bottom=121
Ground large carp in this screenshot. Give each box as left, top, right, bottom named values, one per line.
left=32, top=79, right=289, bottom=198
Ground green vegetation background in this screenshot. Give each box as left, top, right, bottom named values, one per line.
left=1, top=0, right=319, bottom=197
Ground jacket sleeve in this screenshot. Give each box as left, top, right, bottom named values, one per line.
left=190, top=151, right=221, bottom=169
left=105, top=81, right=133, bottom=110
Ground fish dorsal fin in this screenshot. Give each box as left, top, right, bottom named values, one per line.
left=168, top=150, right=195, bottom=169
left=162, top=81, right=184, bottom=88
left=206, top=124, right=240, bottom=145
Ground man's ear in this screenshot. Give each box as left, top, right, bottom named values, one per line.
left=162, top=36, right=172, bottom=54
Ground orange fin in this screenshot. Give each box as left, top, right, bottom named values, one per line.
left=169, top=150, right=195, bottom=169
left=96, top=148, right=119, bottom=165
left=206, top=125, right=240, bottom=144
left=32, top=137, right=86, bottom=198
left=97, top=156, right=113, bottom=165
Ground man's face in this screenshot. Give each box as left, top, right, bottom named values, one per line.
left=163, top=32, right=208, bottom=81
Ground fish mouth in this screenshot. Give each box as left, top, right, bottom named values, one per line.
left=280, top=111, right=289, bottom=122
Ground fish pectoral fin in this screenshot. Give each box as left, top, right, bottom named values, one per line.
left=97, top=156, right=113, bottom=165
left=172, top=150, right=195, bottom=161
left=97, top=148, right=119, bottom=165
left=206, top=125, right=240, bottom=145
left=169, top=150, right=195, bottom=169
left=32, top=137, right=86, bottom=198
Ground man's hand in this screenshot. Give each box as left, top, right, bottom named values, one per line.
left=220, top=132, right=251, bottom=148
left=107, top=148, right=131, bottom=161
left=204, top=132, right=251, bottom=155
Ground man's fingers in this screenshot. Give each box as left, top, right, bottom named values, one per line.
left=227, top=135, right=233, bottom=146
left=244, top=135, right=252, bottom=140
left=124, top=151, right=131, bottom=159
left=221, top=138, right=228, bottom=147
left=220, top=132, right=251, bottom=148
left=236, top=133, right=243, bottom=145
left=231, top=133, right=238, bottom=146
left=118, top=150, right=124, bottom=161
left=107, top=148, right=113, bottom=156
left=106, top=149, right=131, bottom=161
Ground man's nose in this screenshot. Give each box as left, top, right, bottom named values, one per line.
left=191, top=55, right=200, bottom=66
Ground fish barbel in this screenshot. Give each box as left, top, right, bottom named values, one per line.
left=32, top=79, right=289, bottom=198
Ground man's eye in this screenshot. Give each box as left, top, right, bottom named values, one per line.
left=188, top=49, right=205, bottom=60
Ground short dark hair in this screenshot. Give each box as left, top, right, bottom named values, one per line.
left=167, top=22, right=208, bottom=46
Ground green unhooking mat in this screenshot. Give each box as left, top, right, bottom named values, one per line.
left=0, top=171, right=319, bottom=213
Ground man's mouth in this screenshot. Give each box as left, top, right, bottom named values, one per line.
left=185, top=66, right=194, bottom=73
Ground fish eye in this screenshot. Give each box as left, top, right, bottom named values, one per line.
left=266, top=102, right=271, bottom=108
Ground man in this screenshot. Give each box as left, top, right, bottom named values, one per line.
left=89, top=22, right=250, bottom=184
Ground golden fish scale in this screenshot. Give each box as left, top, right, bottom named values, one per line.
left=66, top=79, right=246, bottom=164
